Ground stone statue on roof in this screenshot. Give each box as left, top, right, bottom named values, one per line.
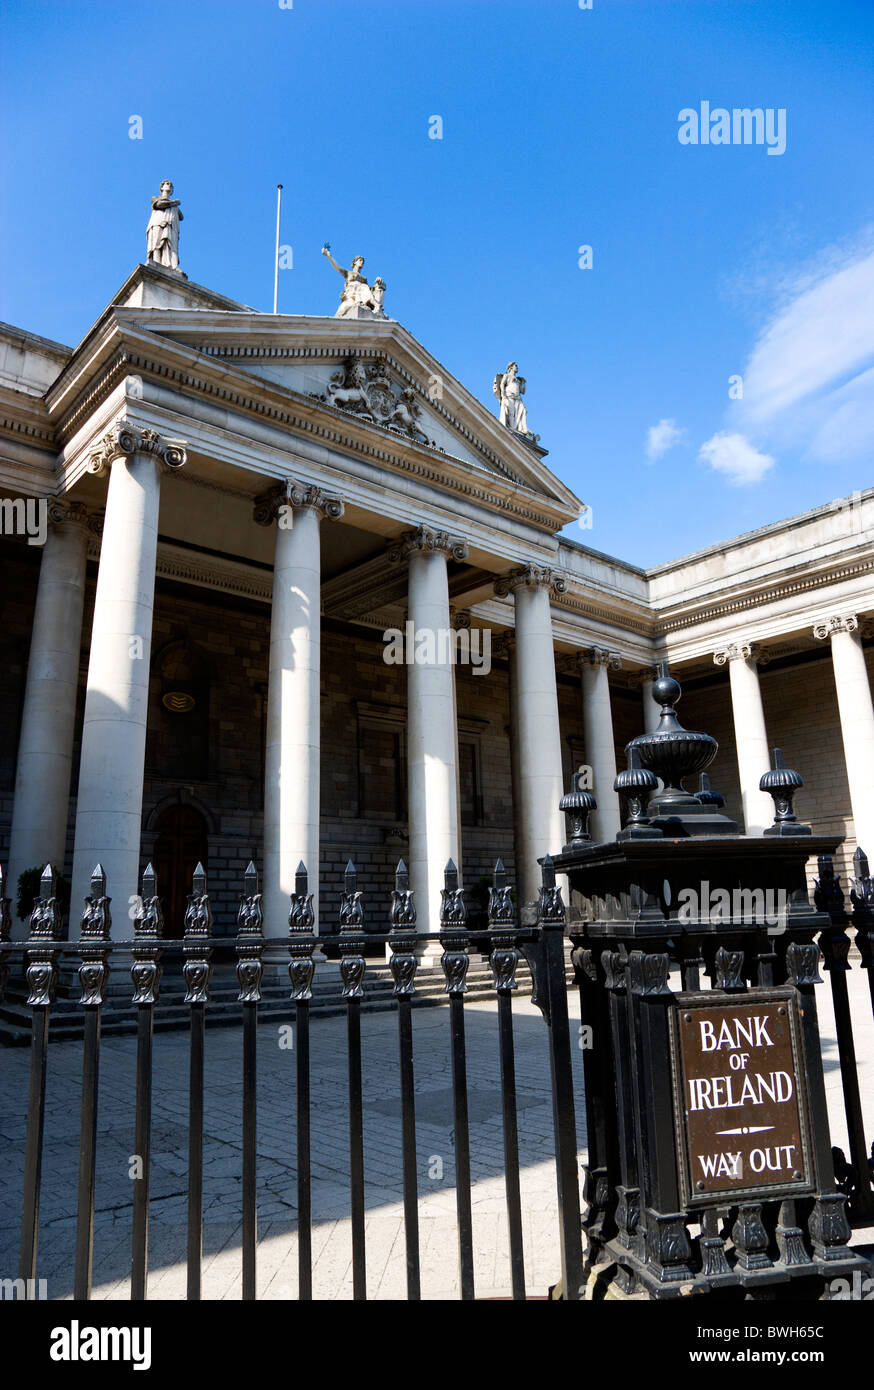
left=321, top=244, right=388, bottom=319
left=146, top=181, right=183, bottom=270
left=493, top=362, right=531, bottom=436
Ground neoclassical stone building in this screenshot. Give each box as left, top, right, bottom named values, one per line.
left=1, top=251, right=873, bottom=943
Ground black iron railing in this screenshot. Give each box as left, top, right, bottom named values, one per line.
left=814, top=848, right=874, bottom=1222
left=0, top=853, right=584, bottom=1302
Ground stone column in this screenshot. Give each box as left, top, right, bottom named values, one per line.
left=7, top=502, right=92, bottom=930
left=579, top=648, right=622, bottom=843
left=713, top=642, right=773, bottom=834
left=496, top=634, right=524, bottom=887
left=639, top=667, right=661, bottom=736
left=389, top=525, right=466, bottom=939
left=256, top=482, right=344, bottom=939
left=635, top=666, right=663, bottom=792
left=71, top=423, right=187, bottom=934
left=495, top=564, right=565, bottom=920
left=813, top=615, right=874, bottom=860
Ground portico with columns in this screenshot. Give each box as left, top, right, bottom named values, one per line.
left=1, top=257, right=873, bottom=947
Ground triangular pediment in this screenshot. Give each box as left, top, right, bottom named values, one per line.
left=102, top=300, right=582, bottom=523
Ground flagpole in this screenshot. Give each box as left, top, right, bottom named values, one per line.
left=273, top=184, right=283, bottom=314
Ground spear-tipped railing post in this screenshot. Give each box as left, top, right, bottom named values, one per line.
left=182, top=861, right=213, bottom=1300
left=388, top=859, right=420, bottom=1299
left=850, top=847, right=874, bottom=1018
left=526, top=857, right=584, bottom=1299
left=814, top=854, right=874, bottom=1220
left=18, top=864, right=63, bottom=1288
left=236, top=860, right=264, bottom=1299
left=486, top=859, right=525, bottom=1299
left=439, top=858, right=474, bottom=1298
left=339, top=860, right=367, bottom=1299
left=130, top=862, right=164, bottom=1301
left=74, top=863, right=113, bottom=1300
left=288, top=860, right=316, bottom=1299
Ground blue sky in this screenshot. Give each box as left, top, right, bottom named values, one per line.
left=2, top=0, right=873, bottom=565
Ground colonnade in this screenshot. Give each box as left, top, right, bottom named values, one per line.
left=6, top=424, right=874, bottom=938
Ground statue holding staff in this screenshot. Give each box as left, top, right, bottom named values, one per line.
left=146, top=180, right=183, bottom=269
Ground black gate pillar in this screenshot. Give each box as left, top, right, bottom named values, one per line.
left=553, top=665, right=872, bottom=1300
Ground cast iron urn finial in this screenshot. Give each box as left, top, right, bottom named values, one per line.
left=628, top=661, right=717, bottom=787
left=560, top=770, right=597, bottom=849
left=760, top=748, right=810, bottom=837
left=625, top=661, right=738, bottom=835
left=614, top=746, right=662, bottom=840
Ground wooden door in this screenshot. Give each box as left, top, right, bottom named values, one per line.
left=151, top=805, right=209, bottom=938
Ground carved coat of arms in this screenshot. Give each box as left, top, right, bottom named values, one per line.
left=312, top=356, right=432, bottom=446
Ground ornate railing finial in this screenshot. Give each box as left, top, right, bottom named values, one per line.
left=182, top=861, right=213, bottom=1004
left=288, top=860, right=316, bottom=1002
left=132, top=862, right=164, bottom=1005
left=338, top=860, right=366, bottom=999
left=78, top=863, right=112, bottom=1006
left=25, top=864, right=63, bottom=1007
left=440, top=859, right=469, bottom=997
left=388, top=859, right=418, bottom=998
left=236, top=861, right=264, bottom=1004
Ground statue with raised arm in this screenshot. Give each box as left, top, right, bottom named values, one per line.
left=493, top=362, right=532, bottom=436
left=146, top=180, right=183, bottom=270
left=321, top=244, right=387, bottom=319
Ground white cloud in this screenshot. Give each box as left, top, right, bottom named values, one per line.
left=698, top=432, right=775, bottom=486
left=645, top=418, right=685, bottom=461
left=733, top=238, right=874, bottom=464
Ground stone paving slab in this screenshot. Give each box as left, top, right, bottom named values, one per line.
left=0, top=972, right=870, bottom=1300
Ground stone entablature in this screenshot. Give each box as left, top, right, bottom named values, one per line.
left=42, top=283, right=580, bottom=537
left=1, top=264, right=871, bottom=683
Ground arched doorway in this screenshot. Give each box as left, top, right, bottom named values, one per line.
left=151, top=805, right=209, bottom=938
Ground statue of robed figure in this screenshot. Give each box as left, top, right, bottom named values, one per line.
left=147, top=181, right=183, bottom=270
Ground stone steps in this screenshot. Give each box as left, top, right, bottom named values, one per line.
left=0, top=955, right=539, bottom=1046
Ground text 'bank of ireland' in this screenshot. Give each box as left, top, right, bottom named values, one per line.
left=671, top=993, right=813, bottom=1204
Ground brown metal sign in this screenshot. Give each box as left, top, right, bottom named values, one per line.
left=669, top=989, right=814, bottom=1207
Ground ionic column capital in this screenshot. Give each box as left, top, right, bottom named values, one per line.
left=580, top=646, right=622, bottom=672
left=813, top=614, right=859, bottom=641
left=45, top=498, right=96, bottom=536
left=387, top=524, right=468, bottom=564
left=713, top=641, right=758, bottom=666
left=87, top=421, right=187, bottom=477
left=494, top=562, right=567, bottom=598
left=253, top=480, right=344, bottom=526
